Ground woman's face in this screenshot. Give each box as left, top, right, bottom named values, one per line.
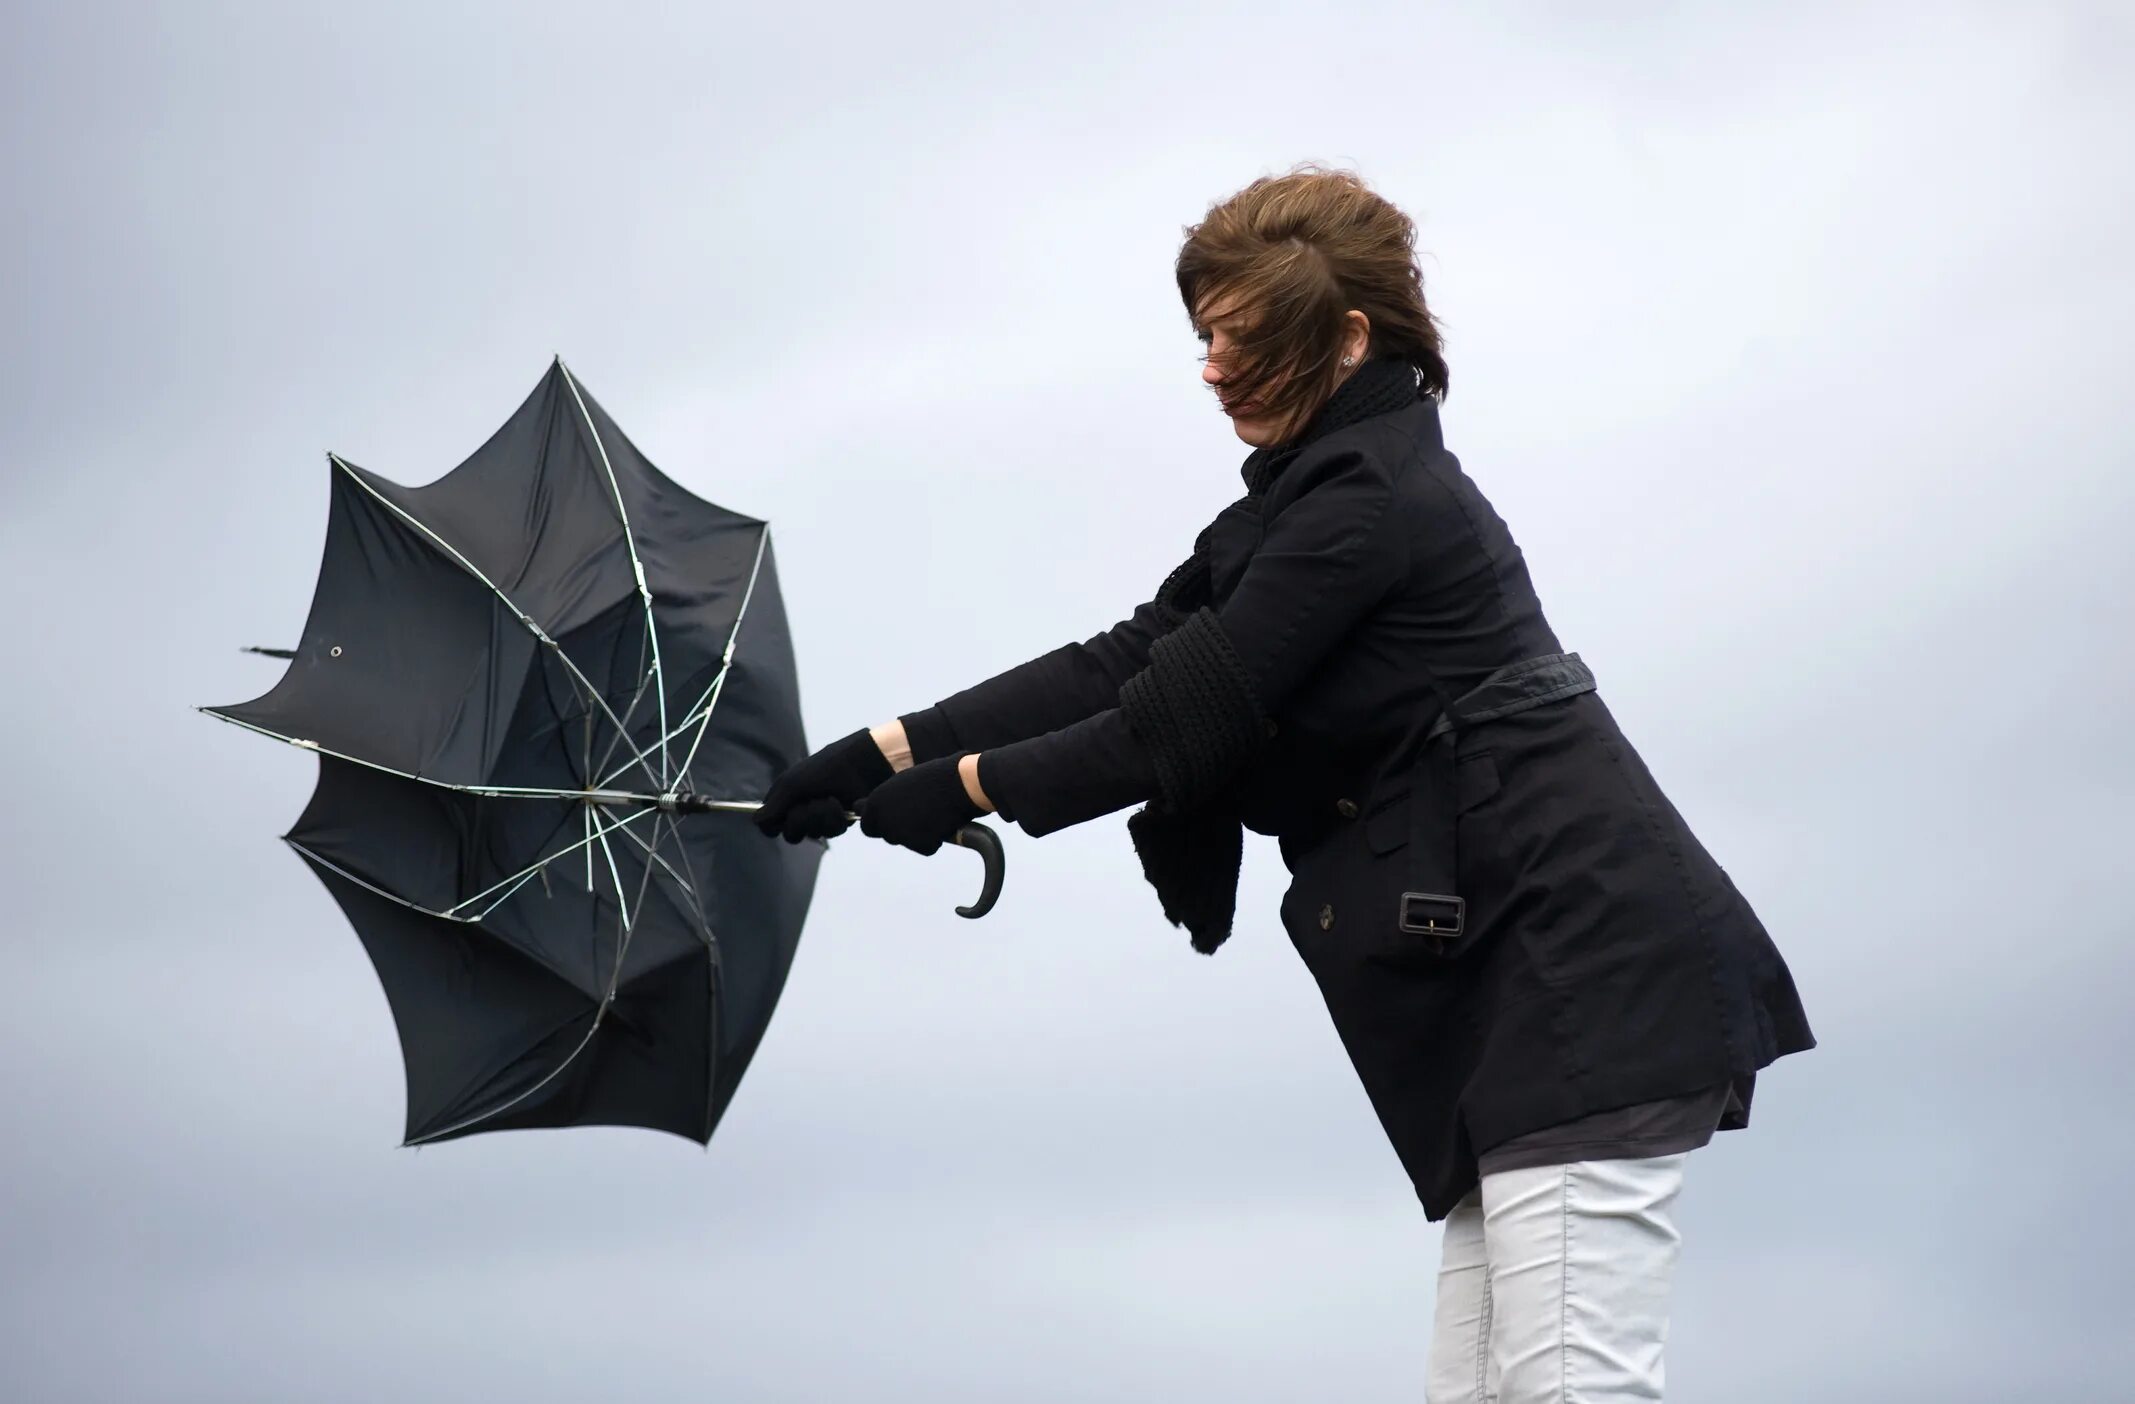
left=1195, top=295, right=1369, bottom=448
left=1194, top=297, right=1290, bottom=447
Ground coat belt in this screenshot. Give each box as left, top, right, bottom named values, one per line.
left=1423, top=651, right=1595, bottom=745
left=1397, top=652, right=1595, bottom=955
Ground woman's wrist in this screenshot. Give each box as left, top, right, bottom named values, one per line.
left=895, top=707, right=961, bottom=766
left=958, top=752, right=996, bottom=813
left=871, top=719, right=915, bottom=773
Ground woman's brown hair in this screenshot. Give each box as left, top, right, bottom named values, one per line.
left=1177, top=163, right=1448, bottom=437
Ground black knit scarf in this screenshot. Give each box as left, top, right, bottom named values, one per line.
left=1124, top=356, right=1428, bottom=954
left=1240, top=356, right=1427, bottom=496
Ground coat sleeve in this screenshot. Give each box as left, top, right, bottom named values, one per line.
left=897, top=597, right=1174, bottom=763
left=1211, top=447, right=1409, bottom=712
left=981, top=449, right=1410, bottom=836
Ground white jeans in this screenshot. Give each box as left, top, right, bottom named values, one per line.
left=1425, top=1154, right=1687, bottom=1403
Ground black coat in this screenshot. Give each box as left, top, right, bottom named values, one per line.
left=901, top=365, right=1814, bottom=1218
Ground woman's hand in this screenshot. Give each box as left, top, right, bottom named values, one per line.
left=857, top=753, right=987, bottom=856
left=754, top=727, right=897, bottom=843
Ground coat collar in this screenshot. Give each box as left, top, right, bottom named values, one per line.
left=1240, top=357, right=1426, bottom=496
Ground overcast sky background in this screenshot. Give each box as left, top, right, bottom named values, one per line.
left=4, top=3, right=2132, bottom=1400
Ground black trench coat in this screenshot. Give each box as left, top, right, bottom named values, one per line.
left=903, top=372, right=1815, bottom=1218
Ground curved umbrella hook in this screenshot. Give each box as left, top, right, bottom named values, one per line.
left=948, top=822, right=1004, bottom=919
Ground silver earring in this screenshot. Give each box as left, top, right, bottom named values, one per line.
left=1341, top=355, right=1356, bottom=367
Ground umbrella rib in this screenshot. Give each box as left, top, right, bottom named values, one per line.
left=458, top=806, right=652, bottom=919
left=197, top=709, right=666, bottom=805
left=595, top=821, right=639, bottom=936
left=467, top=865, right=546, bottom=920
left=676, top=525, right=771, bottom=783
left=558, top=362, right=672, bottom=789
left=616, top=813, right=717, bottom=955
left=292, top=793, right=689, bottom=929
left=594, top=680, right=710, bottom=792
left=203, top=712, right=763, bottom=816
left=592, top=820, right=662, bottom=1019
left=608, top=823, right=661, bottom=1014
left=289, top=816, right=647, bottom=944
left=616, top=813, right=697, bottom=905
left=568, top=582, right=657, bottom=790
left=328, top=453, right=665, bottom=795
left=588, top=660, right=654, bottom=790
left=403, top=1012, right=605, bottom=1148
left=649, top=811, right=721, bottom=957
left=287, top=837, right=627, bottom=1008
left=287, top=839, right=479, bottom=924
left=593, top=524, right=770, bottom=793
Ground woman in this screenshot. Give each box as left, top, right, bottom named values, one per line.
left=755, top=165, right=1813, bottom=1402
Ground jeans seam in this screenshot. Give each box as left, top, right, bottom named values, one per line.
left=1475, top=1248, right=1492, bottom=1403
left=1560, top=1165, right=1573, bottom=1401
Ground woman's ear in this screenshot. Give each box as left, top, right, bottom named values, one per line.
left=1344, top=308, right=1372, bottom=364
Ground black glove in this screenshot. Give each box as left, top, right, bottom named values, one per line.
left=857, top=753, right=983, bottom=856
left=755, top=728, right=896, bottom=843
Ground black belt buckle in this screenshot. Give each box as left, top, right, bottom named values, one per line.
left=1398, top=892, right=1466, bottom=952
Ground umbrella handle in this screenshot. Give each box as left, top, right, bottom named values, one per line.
left=657, top=793, right=1004, bottom=918
left=949, top=822, right=1005, bottom=919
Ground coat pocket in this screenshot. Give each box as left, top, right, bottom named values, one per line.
left=1456, top=752, right=1502, bottom=812
left=1365, top=788, right=1411, bottom=854
left=1364, top=751, right=1501, bottom=854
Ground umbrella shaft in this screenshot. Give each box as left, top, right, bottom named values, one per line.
left=576, top=790, right=869, bottom=821
left=577, top=789, right=761, bottom=815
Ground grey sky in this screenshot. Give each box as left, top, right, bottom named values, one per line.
left=4, top=2, right=2132, bottom=1399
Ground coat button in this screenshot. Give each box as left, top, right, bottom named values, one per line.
left=1335, top=798, right=1358, bottom=819
left=1318, top=903, right=1334, bottom=930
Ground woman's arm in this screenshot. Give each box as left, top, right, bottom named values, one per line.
left=866, top=593, right=1181, bottom=771
left=974, top=449, right=1408, bottom=835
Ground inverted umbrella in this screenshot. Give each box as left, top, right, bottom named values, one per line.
left=203, top=360, right=1002, bottom=1147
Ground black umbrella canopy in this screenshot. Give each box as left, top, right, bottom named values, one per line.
left=205, top=360, right=822, bottom=1146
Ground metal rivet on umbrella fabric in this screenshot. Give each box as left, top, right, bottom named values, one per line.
left=329, top=646, right=343, bottom=657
